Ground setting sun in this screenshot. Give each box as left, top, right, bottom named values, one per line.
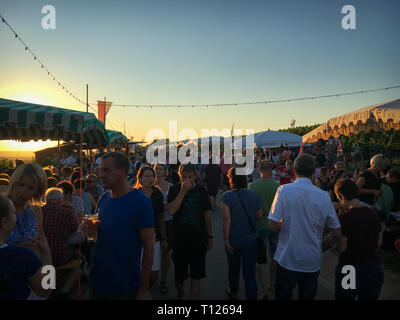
left=0, top=81, right=83, bottom=156
left=0, top=140, right=58, bottom=152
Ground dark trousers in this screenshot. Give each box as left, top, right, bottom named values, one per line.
left=226, top=246, right=258, bottom=300
left=335, top=263, right=384, bottom=300
left=275, top=264, right=320, bottom=300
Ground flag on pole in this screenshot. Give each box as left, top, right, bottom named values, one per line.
left=97, top=100, right=113, bottom=124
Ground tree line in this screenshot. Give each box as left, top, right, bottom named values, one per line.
left=280, top=124, right=400, bottom=157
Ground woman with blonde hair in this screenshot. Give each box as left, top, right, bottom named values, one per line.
left=5, top=163, right=47, bottom=246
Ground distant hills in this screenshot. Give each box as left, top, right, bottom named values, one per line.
left=0, top=151, right=35, bottom=162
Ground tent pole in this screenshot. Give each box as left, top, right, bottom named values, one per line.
left=104, top=97, right=106, bottom=130
left=77, top=132, right=83, bottom=300
left=57, top=138, right=60, bottom=173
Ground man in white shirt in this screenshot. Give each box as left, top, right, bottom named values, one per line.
left=268, top=153, right=344, bottom=300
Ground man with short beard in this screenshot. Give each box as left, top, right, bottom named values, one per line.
left=89, top=152, right=154, bottom=300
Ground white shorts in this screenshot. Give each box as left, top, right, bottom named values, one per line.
left=141, top=241, right=161, bottom=272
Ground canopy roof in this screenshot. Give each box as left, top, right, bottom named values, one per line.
left=0, top=98, right=108, bottom=147
left=302, top=99, right=400, bottom=143
left=106, top=129, right=127, bottom=146
left=234, top=130, right=302, bottom=148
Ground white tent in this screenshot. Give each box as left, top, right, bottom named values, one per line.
left=302, top=99, right=400, bottom=143
left=234, top=130, right=302, bottom=149
left=182, top=136, right=230, bottom=147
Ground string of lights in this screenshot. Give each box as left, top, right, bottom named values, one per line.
left=91, top=85, right=400, bottom=109
left=0, top=13, right=87, bottom=106
left=1, top=13, right=118, bottom=132
left=2, top=13, right=399, bottom=115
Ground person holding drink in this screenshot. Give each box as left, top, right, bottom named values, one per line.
left=84, top=213, right=100, bottom=242
left=89, top=152, right=155, bottom=300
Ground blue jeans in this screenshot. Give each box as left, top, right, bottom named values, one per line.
left=226, top=246, right=258, bottom=300
left=275, top=264, right=320, bottom=300
left=335, top=263, right=384, bottom=300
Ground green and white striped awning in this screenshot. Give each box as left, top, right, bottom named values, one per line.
left=0, top=98, right=108, bottom=147
left=106, top=129, right=127, bottom=146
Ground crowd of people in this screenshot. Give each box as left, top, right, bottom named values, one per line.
left=0, top=141, right=399, bottom=300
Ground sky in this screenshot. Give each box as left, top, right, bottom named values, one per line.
left=0, top=0, right=399, bottom=152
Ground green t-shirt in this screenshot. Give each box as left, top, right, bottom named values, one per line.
left=376, top=183, right=393, bottom=222
left=249, top=178, right=280, bottom=231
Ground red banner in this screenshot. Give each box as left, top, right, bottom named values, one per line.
left=97, top=100, right=113, bottom=124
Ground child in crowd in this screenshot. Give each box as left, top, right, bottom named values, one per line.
left=0, top=195, right=53, bottom=300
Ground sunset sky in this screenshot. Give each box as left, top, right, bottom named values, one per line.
left=0, top=0, right=399, bottom=153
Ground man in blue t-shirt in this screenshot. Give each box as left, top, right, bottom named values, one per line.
left=89, top=152, right=154, bottom=300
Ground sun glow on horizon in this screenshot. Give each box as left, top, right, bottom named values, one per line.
left=0, top=140, right=59, bottom=152
left=0, top=81, right=86, bottom=153
left=0, top=81, right=82, bottom=110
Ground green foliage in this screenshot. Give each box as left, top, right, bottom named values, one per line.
left=280, top=124, right=321, bottom=136
left=340, top=129, right=399, bottom=155
left=0, top=159, right=13, bottom=173
left=280, top=124, right=400, bottom=156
